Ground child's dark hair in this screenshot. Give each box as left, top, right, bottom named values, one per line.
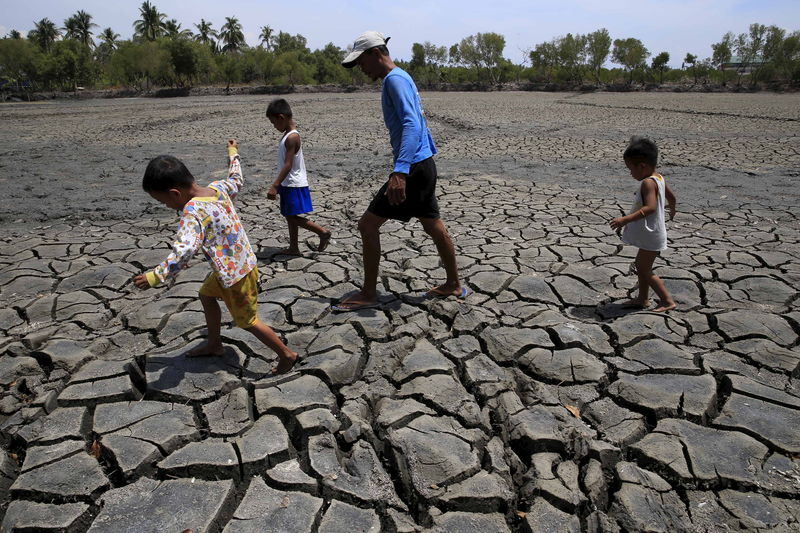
left=142, top=155, right=195, bottom=192
left=623, top=136, right=658, bottom=166
left=266, top=98, right=292, bottom=118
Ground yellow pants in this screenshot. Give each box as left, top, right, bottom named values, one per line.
left=199, top=267, right=259, bottom=328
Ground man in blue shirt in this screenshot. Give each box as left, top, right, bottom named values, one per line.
left=333, top=31, right=464, bottom=311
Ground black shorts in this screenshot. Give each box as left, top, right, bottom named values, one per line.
left=368, top=157, right=440, bottom=222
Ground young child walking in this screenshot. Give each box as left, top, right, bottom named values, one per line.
left=133, top=140, right=297, bottom=374
left=609, top=136, right=677, bottom=313
left=265, top=98, right=331, bottom=255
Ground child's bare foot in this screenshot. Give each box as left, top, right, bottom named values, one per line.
left=317, top=232, right=332, bottom=252
left=276, top=248, right=302, bottom=256
left=185, top=342, right=225, bottom=358
left=619, top=299, right=650, bottom=309
left=652, top=300, right=676, bottom=312
left=272, top=352, right=298, bottom=375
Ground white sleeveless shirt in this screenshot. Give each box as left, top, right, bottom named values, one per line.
left=276, top=130, right=309, bottom=188
left=621, top=174, right=668, bottom=251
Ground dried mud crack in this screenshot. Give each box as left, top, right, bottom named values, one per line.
left=0, top=91, right=799, bottom=532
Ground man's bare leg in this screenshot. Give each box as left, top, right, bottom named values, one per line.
left=420, top=217, right=462, bottom=296
left=334, top=211, right=387, bottom=309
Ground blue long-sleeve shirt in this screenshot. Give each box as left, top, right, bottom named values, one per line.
left=381, top=67, right=436, bottom=174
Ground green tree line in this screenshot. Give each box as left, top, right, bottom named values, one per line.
left=1, top=2, right=798, bottom=93
left=526, top=24, right=799, bottom=87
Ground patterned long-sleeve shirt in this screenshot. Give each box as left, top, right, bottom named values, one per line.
left=145, top=151, right=257, bottom=288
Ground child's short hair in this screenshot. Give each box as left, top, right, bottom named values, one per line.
left=266, top=98, right=292, bottom=118
left=623, top=136, right=658, bottom=166
left=142, top=155, right=195, bottom=192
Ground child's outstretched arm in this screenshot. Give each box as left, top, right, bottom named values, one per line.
left=610, top=179, right=658, bottom=231
left=133, top=216, right=204, bottom=289
left=213, top=139, right=243, bottom=200
left=664, top=183, right=676, bottom=221
left=267, top=133, right=300, bottom=200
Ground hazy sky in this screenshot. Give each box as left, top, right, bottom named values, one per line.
left=2, top=0, right=797, bottom=66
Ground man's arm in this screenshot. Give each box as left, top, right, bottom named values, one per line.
left=384, top=76, right=425, bottom=205
left=385, top=75, right=424, bottom=175
left=385, top=172, right=407, bottom=205
left=268, top=133, right=299, bottom=200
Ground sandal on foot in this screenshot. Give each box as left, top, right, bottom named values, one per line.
left=423, top=286, right=469, bottom=300
left=330, top=300, right=380, bottom=312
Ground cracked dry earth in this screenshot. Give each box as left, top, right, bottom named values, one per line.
left=0, top=92, right=799, bottom=532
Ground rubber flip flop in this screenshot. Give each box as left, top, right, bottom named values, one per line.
left=330, top=301, right=381, bottom=312
left=423, top=286, right=470, bottom=300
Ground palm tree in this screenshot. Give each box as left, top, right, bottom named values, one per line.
left=63, top=10, right=97, bottom=47
left=29, top=18, right=61, bottom=52
left=8, top=29, right=22, bottom=39
left=259, top=25, right=273, bottom=50
left=95, top=27, right=120, bottom=63
left=219, top=16, right=245, bottom=53
left=164, top=19, right=192, bottom=39
left=194, top=19, right=218, bottom=48
left=133, top=1, right=166, bottom=41
left=98, top=28, right=120, bottom=49
left=63, top=16, right=79, bottom=40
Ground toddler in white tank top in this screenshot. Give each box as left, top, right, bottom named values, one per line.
left=609, top=137, right=677, bottom=313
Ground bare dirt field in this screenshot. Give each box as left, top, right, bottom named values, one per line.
left=0, top=92, right=799, bottom=531
left=1, top=91, right=798, bottom=226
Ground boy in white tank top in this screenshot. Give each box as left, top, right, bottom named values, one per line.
left=266, top=99, right=331, bottom=256
left=609, top=136, right=677, bottom=312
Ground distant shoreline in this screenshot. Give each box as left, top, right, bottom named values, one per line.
left=2, top=81, right=795, bottom=102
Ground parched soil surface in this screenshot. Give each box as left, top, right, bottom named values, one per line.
left=1, top=91, right=799, bottom=225
left=0, top=92, right=798, bottom=531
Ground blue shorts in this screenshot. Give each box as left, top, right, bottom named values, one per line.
left=279, top=186, right=313, bottom=216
